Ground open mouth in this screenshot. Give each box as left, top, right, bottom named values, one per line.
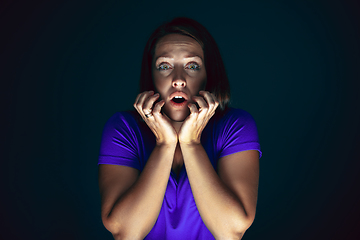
left=171, top=96, right=186, bottom=104
left=168, top=91, right=189, bottom=108
left=170, top=96, right=188, bottom=108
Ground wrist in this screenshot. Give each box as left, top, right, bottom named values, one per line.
left=156, top=141, right=177, bottom=148
left=179, top=140, right=201, bottom=147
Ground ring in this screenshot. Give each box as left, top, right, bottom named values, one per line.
left=144, top=112, right=153, bottom=118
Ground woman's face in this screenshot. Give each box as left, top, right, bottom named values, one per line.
left=152, top=34, right=207, bottom=122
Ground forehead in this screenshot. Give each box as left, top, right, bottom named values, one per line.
left=154, top=34, right=204, bottom=59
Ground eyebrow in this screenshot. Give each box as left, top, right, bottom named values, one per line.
left=184, top=53, right=203, bottom=59
left=155, top=55, right=203, bottom=63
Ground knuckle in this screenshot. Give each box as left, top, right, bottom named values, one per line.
left=153, top=106, right=160, bottom=113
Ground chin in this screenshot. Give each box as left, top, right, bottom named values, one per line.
left=172, top=115, right=189, bottom=122
left=163, top=106, right=190, bottom=122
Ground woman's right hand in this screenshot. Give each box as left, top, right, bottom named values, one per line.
left=134, top=91, right=178, bottom=146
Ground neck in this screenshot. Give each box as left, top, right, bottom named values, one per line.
left=172, top=121, right=183, bottom=134
left=163, top=112, right=183, bottom=133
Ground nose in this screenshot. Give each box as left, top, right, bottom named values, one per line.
left=172, top=79, right=186, bottom=88
left=172, top=68, right=186, bottom=88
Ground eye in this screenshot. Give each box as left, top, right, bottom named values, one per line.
left=186, top=62, right=200, bottom=71
left=157, top=62, right=172, bottom=71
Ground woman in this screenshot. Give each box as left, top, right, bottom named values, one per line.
left=98, top=17, right=262, bottom=240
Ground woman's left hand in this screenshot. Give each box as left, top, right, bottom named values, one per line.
left=178, top=91, right=219, bottom=145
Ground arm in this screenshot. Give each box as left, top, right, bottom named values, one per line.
left=99, top=143, right=176, bottom=240
left=99, top=91, right=178, bottom=239
left=181, top=144, right=259, bottom=240
left=178, top=91, right=260, bottom=239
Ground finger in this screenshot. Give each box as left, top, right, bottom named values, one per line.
left=134, top=91, right=151, bottom=108
left=192, top=96, right=208, bottom=113
left=133, top=92, right=144, bottom=110
left=153, top=99, right=165, bottom=115
left=134, top=91, right=155, bottom=121
left=138, top=91, right=154, bottom=112
left=134, top=93, right=141, bottom=106
left=143, top=93, right=160, bottom=113
left=199, top=91, right=217, bottom=110
left=188, top=103, right=199, bottom=115
left=210, top=92, right=220, bottom=108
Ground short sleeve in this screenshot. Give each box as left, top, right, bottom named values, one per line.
left=218, top=108, right=262, bottom=159
left=98, top=112, right=142, bottom=170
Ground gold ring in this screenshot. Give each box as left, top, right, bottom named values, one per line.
left=145, top=112, right=153, bottom=118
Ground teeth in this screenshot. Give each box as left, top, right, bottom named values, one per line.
left=174, top=96, right=184, bottom=98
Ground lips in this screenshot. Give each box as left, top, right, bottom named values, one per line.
left=169, top=91, right=189, bottom=101
left=169, top=91, right=189, bottom=108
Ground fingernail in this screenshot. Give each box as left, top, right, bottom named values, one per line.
left=154, top=93, right=159, bottom=96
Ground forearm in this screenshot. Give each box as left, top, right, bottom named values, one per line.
left=181, top=143, right=251, bottom=239
left=106, top=144, right=176, bottom=239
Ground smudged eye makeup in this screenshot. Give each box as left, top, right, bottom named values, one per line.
left=156, top=62, right=201, bottom=71
left=186, top=62, right=200, bottom=71
left=157, top=62, right=172, bottom=71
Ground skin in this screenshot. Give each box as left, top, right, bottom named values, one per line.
left=138, top=34, right=222, bottom=175
left=136, top=34, right=218, bottom=174
left=99, top=34, right=259, bottom=239
left=152, top=34, right=208, bottom=128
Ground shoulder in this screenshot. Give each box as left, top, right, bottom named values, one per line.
left=213, top=107, right=260, bottom=148
left=106, top=110, right=138, bottom=123
left=104, top=110, right=142, bottom=129
left=225, top=107, right=254, bottom=119
left=216, top=107, right=257, bottom=127
left=100, top=111, right=147, bottom=140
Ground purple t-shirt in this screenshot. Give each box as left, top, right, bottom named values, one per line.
left=98, top=108, right=262, bottom=239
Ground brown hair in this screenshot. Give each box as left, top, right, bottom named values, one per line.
left=139, top=17, right=231, bottom=113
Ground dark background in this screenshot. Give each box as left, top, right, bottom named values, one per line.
left=2, top=0, right=360, bottom=239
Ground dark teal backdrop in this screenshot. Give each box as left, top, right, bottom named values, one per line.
left=3, top=0, right=359, bottom=239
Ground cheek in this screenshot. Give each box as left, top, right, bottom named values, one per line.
left=152, top=72, right=162, bottom=89
left=153, top=78, right=167, bottom=98
left=200, top=78, right=207, bottom=90
left=191, top=72, right=207, bottom=92
left=200, top=71, right=207, bottom=90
